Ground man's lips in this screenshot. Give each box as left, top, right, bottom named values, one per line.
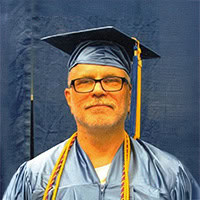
left=85, top=104, right=113, bottom=109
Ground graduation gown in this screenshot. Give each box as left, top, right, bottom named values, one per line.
left=3, top=137, right=200, bottom=200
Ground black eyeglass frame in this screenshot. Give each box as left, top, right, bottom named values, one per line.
left=69, top=76, right=130, bottom=93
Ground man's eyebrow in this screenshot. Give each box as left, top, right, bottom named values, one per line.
left=71, top=75, right=96, bottom=79
left=71, top=73, right=120, bottom=79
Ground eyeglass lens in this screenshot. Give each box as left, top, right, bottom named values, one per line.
left=74, top=77, right=123, bottom=92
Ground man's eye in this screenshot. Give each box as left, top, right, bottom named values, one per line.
left=104, top=78, right=121, bottom=83
left=76, top=79, right=93, bottom=85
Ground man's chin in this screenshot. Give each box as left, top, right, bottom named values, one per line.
left=78, top=117, right=116, bottom=130
left=88, top=123, right=114, bottom=129
left=86, top=120, right=114, bottom=129
left=75, top=113, right=126, bottom=130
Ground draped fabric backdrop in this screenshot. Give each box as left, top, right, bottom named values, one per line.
left=0, top=0, right=199, bottom=198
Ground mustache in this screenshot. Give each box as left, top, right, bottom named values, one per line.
left=84, top=100, right=115, bottom=109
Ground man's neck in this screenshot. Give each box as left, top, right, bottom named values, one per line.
left=76, top=125, right=125, bottom=168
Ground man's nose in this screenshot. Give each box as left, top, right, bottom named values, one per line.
left=92, top=82, right=106, bottom=96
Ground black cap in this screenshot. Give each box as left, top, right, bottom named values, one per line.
left=41, top=26, right=160, bottom=60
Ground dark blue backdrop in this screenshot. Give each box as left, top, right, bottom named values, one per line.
left=0, top=0, right=199, bottom=198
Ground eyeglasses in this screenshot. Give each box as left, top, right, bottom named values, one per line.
left=70, top=76, right=129, bottom=93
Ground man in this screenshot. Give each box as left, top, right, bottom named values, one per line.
left=3, top=26, right=200, bottom=199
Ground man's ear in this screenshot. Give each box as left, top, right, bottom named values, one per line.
left=64, top=88, right=73, bottom=114
left=128, top=86, right=132, bottom=113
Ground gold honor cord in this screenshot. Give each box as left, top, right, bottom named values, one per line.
left=132, top=38, right=142, bottom=140
left=43, top=132, right=131, bottom=200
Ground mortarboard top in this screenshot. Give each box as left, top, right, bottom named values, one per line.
left=41, top=26, right=160, bottom=61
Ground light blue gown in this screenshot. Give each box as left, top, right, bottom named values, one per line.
left=3, top=137, right=200, bottom=199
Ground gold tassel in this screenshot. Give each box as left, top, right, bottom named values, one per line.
left=132, top=38, right=142, bottom=140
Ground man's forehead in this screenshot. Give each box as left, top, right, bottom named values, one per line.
left=68, top=64, right=130, bottom=79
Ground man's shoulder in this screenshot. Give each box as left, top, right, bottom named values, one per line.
left=130, top=138, right=200, bottom=198
left=133, top=138, right=179, bottom=160
left=3, top=139, right=70, bottom=198
left=26, top=139, right=68, bottom=175
left=131, top=138, right=185, bottom=178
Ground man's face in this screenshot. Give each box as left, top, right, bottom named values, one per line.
left=64, top=64, right=131, bottom=130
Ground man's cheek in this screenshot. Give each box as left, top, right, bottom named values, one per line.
left=72, top=102, right=84, bottom=116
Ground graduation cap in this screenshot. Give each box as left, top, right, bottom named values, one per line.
left=41, top=26, right=160, bottom=139
left=41, top=26, right=159, bottom=59
left=41, top=26, right=159, bottom=73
